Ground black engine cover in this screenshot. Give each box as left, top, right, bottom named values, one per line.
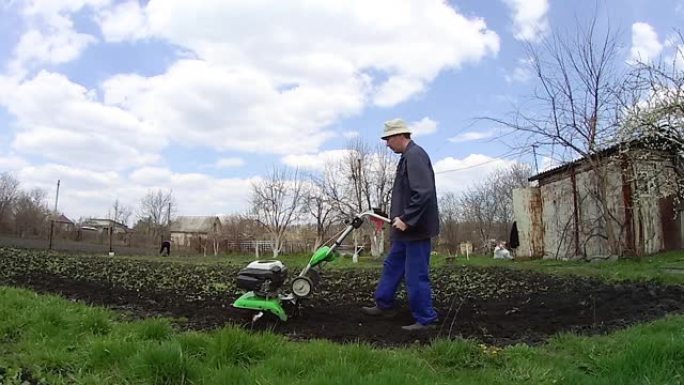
left=236, top=263, right=287, bottom=292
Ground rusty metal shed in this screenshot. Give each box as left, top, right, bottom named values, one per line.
left=513, top=145, right=682, bottom=259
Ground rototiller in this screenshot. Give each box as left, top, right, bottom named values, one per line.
left=232, top=209, right=390, bottom=322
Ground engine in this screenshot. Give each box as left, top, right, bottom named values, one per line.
left=236, top=260, right=288, bottom=296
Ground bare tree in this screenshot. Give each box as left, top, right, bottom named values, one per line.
left=250, top=166, right=303, bottom=257
left=490, top=163, right=534, bottom=223
left=137, top=189, right=176, bottom=238
left=14, top=188, right=49, bottom=237
left=110, top=199, right=133, bottom=227
left=317, top=140, right=396, bottom=258
left=301, top=178, right=335, bottom=251
left=438, top=192, right=462, bottom=253
left=0, top=172, right=20, bottom=230
left=486, top=16, right=628, bottom=256
left=221, top=213, right=261, bottom=253
left=619, top=35, right=684, bottom=208
left=459, top=180, right=498, bottom=251
left=455, top=163, right=532, bottom=253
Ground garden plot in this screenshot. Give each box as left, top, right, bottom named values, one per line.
left=2, top=248, right=683, bottom=347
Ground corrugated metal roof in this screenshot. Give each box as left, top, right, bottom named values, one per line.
left=528, top=139, right=679, bottom=182
left=528, top=144, right=623, bottom=182
left=169, top=216, right=221, bottom=233
left=83, top=218, right=128, bottom=229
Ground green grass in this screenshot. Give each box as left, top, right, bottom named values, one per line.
left=444, top=250, right=684, bottom=284
left=104, top=247, right=684, bottom=285
left=1, top=285, right=683, bottom=384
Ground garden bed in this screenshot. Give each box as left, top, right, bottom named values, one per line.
left=2, top=247, right=683, bottom=347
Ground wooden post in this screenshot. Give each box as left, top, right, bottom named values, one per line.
left=48, top=220, right=54, bottom=250
left=108, top=226, right=113, bottom=254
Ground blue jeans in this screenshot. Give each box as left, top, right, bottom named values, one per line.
left=374, top=239, right=438, bottom=325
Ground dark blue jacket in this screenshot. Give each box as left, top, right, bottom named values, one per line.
left=390, top=141, right=440, bottom=241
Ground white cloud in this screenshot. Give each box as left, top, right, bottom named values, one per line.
left=502, top=0, right=549, bottom=42
left=102, top=59, right=351, bottom=155
left=16, top=163, right=256, bottom=220
left=8, top=0, right=109, bottom=74
left=215, top=157, right=245, bottom=169
left=373, top=76, right=425, bottom=107
left=505, top=57, right=533, bottom=83
left=96, top=1, right=149, bottom=42
left=0, top=155, right=28, bottom=170
left=19, top=0, right=112, bottom=17
left=434, top=154, right=517, bottom=195
left=281, top=149, right=351, bottom=171
left=342, top=131, right=360, bottom=139
left=1, top=71, right=163, bottom=171
left=630, top=22, right=663, bottom=63
left=409, top=117, right=438, bottom=137
left=10, top=20, right=96, bottom=73
left=94, top=0, right=498, bottom=150
left=539, top=156, right=561, bottom=172
left=448, top=131, right=495, bottom=143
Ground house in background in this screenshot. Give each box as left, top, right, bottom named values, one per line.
left=513, top=144, right=682, bottom=259
left=53, top=214, right=75, bottom=231
left=169, top=216, right=222, bottom=254
left=81, top=218, right=130, bottom=234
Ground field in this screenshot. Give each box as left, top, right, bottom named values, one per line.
left=1, top=247, right=684, bottom=384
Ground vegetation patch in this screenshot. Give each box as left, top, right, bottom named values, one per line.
left=1, top=247, right=684, bottom=347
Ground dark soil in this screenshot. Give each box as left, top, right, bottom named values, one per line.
left=6, top=267, right=684, bottom=348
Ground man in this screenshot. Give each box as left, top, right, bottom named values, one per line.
left=361, top=118, right=440, bottom=331
left=159, top=238, right=171, bottom=256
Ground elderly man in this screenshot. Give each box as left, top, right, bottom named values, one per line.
left=361, top=118, right=440, bottom=331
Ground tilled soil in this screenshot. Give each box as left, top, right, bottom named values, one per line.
left=5, top=268, right=684, bottom=347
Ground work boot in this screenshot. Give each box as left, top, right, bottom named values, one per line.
left=361, top=305, right=397, bottom=318
left=401, top=321, right=438, bottom=331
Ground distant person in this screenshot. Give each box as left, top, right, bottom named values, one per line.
left=159, top=239, right=171, bottom=256
left=493, top=241, right=513, bottom=260
left=509, top=221, right=519, bottom=257
left=361, top=118, right=440, bottom=331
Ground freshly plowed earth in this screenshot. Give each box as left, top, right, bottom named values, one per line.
left=5, top=268, right=684, bottom=347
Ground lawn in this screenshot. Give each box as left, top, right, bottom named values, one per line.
left=1, top=247, right=683, bottom=384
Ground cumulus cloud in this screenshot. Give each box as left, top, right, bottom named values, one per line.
left=214, top=157, right=245, bottom=169
left=16, top=163, right=256, bottom=219
left=0, top=155, right=28, bottom=170
left=505, top=57, right=534, bottom=83
left=95, top=0, right=498, bottom=152
left=2, top=71, right=162, bottom=171
left=501, top=0, right=550, bottom=42
left=281, top=149, right=351, bottom=171
left=630, top=22, right=663, bottom=63
left=409, top=117, right=438, bottom=137
left=433, top=154, right=517, bottom=195
left=448, top=131, right=495, bottom=143
left=342, top=131, right=360, bottom=139
left=96, top=1, right=149, bottom=42
left=1, top=0, right=502, bottom=218
left=7, top=0, right=109, bottom=74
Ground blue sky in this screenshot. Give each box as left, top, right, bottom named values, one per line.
left=0, top=0, right=683, bottom=221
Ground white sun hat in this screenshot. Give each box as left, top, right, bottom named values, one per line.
left=381, top=118, right=412, bottom=139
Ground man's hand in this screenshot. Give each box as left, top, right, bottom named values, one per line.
left=392, top=217, right=408, bottom=231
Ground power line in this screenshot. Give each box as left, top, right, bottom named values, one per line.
left=434, top=148, right=531, bottom=175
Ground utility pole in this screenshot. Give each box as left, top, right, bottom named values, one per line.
left=48, top=179, right=60, bottom=251
left=53, top=179, right=60, bottom=214
left=531, top=144, right=540, bottom=174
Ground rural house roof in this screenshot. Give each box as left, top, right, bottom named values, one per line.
left=528, top=139, right=678, bottom=182
left=169, top=216, right=222, bottom=234
left=83, top=218, right=128, bottom=229
left=54, top=214, right=74, bottom=225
